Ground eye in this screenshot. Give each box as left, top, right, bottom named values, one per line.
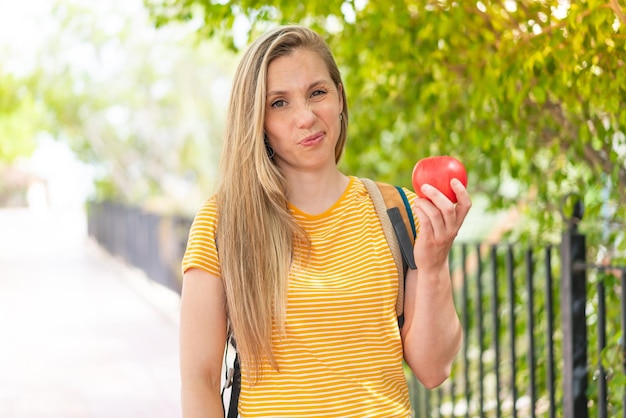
left=271, top=99, right=287, bottom=108
left=311, top=89, right=327, bottom=98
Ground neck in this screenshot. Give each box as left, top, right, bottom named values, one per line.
left=285, top=169, right=350, bottom=215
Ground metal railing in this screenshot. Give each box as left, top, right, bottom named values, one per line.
left=87, top=201, right=190, bottom=294
left=408, top=203, right=625, bottom=418
left=87, top=200, right=626, bottom=418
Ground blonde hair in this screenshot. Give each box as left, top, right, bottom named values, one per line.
left=215, top=25, right=349, bottom=381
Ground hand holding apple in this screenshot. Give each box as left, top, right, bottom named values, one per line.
left=412, top=156, right=468, bottom=203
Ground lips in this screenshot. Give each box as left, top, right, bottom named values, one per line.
left=299, top=132, right=324, bottom=147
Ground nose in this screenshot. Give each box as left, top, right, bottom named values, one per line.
left=294, top=102, right=316, bottom=129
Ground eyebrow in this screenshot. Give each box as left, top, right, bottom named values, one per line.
left=266, top=79, right=332, bottom=98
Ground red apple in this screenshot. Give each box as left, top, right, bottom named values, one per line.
left=412, top=156, right=468, bottom=203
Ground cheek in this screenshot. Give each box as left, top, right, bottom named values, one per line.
left=264, top=116, right=281, bottom=137
left=327, top=108, right=342, bottom=131
left=264, top=118, right=288, bottom=151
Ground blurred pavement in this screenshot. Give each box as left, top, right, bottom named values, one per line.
left=0, top=207, right=182, bottom=418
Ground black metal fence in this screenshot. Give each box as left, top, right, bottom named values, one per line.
left=87, top=201, right=191, bottom=294
left=409, top=208, right=626, bottom=417
left=87, top=200, right=626, bottom=418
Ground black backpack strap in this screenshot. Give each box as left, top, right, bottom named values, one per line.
left=360, top=178, right=417, bottom=330
left=388, top=185, right=416, bottom=270
left=226, top=353, right=241, bottom=418
left=222, top=334, right=240, bottom=418
left=387, top=207, right=417, bottom=271
left=386, top=193, right=416, bottom=330
left=395, top=186, right=417, bottom=239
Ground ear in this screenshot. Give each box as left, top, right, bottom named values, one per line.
left=338, top=83, right=344, bottom=110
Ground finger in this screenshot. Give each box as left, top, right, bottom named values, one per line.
left=419, top=183, right=453, bottom=208
left=450, top=179, right=472, bottom=221
left=411, top=205, right=453, bottom=269
left=413, top=197, right=447, bottom=240
left=419, top=184, right=457, bottom=229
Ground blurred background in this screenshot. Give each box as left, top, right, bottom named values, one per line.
left=0, top=0, right=624, bottom=417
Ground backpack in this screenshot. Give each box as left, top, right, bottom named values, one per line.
left=222, top=179, right=417, bottom=418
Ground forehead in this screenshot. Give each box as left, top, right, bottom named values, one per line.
left=266, top=49, right=332, bottom=89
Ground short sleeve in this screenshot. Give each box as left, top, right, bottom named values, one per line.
left=181, top=196, right=221, bottom=277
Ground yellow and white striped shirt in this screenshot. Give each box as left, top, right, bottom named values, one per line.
left=182, top=176, right=417, bottom=417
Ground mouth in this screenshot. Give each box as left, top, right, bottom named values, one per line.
left=299, top=132, right=324, bottom=147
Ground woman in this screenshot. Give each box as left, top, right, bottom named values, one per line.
left=180, top=25, right=471, bottom=417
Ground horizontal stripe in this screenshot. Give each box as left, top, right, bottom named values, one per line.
left=182, top=177, right=418, bottom=417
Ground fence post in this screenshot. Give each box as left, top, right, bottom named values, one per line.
left=560, top=198, right=588, bottom=418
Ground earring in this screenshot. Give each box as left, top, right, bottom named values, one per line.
left=339, top=113, right=343, bottom=121
left=264, top=136, right=275, bottom=159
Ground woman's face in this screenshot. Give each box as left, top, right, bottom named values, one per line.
left=264, top=48, right=343, bottom=174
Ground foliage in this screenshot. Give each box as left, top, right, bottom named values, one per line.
left=146, top=0, right=626, bottom=250
left=0, top=0, right=240, bottom=213
left=145, top=1, right=626, bottom=414
left=404, top=241, right=624, bottom=417
left=0, top=71, right=40, bottom=162
left=586, top=269, right=625, bottom=416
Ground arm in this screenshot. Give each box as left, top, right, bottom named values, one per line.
left=180, top=268, right=228, bottom=417
left=401, top=179, right=471, bottom=389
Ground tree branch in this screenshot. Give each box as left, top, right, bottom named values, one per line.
left=526, top=96, right=626, bottom=203
left=609, top=0, right=626, bottom=26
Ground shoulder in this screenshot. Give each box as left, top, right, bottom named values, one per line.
left=191, top=195, right=219, bottom=223
left=358, top=177, right=416, bottom=205
left=182, top=195, right=221, bottom=276
left=398, top=186, right=417, bottom=205
left=186, top=195, right=219, bottom=242
left=199, top=195, right=219, bottom=214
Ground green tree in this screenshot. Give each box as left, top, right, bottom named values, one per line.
left=146, top=2, right=626, bottom=413
left=147, top=0, right=625, bottom=245
left=1, top=0, right=240, bottom=213
left=0, top=71, right=40, bottom=162
left=47, top=0, right=237, bottom=211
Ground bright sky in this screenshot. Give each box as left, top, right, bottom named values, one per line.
left=0, top=0, right=225, bottom=208
left=0, top=0, right=54, bottom=75
left=0, top=0, right=150, bottom=76
left=0, top=0, right=101, bottom=207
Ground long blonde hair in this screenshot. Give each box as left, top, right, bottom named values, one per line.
left=215, top=25, right=349, bottom=380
